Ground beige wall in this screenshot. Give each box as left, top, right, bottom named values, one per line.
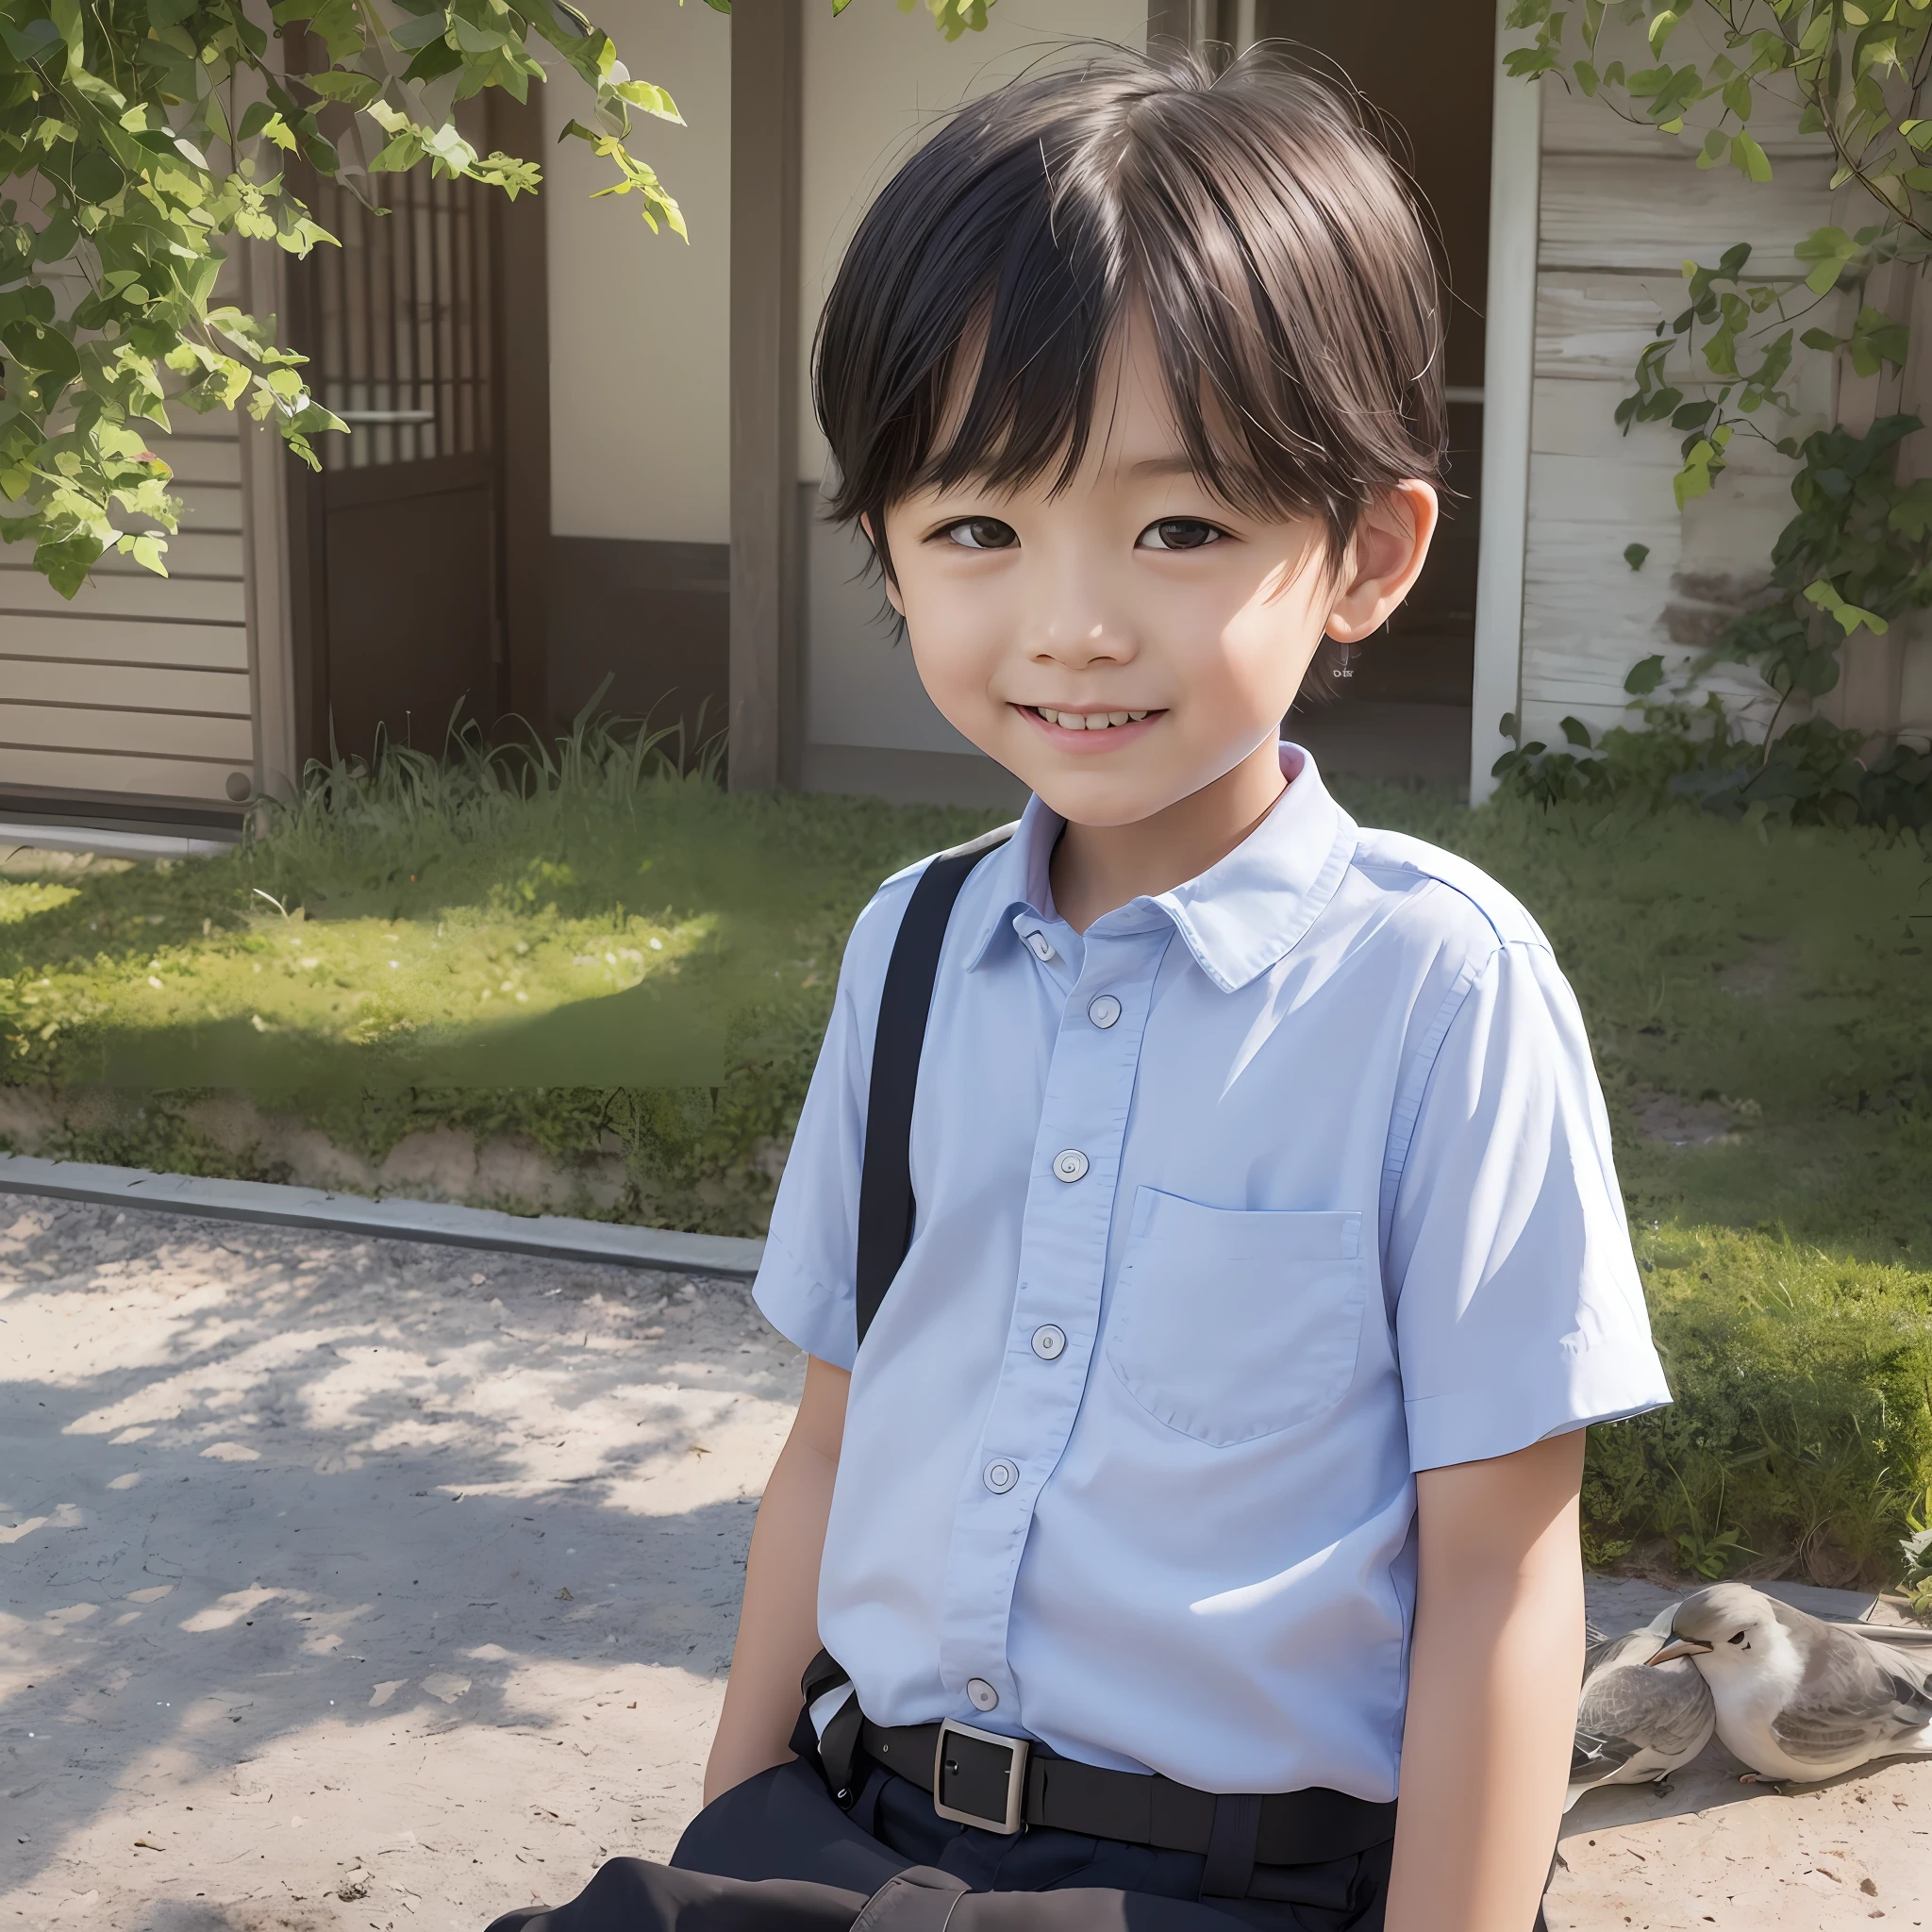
left=798, top=0, right=1144, bottom=766
left=543, top=0, right=732, bottom=545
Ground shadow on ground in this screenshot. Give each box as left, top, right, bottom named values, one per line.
left=0, top=1194, right=804, bottom=1929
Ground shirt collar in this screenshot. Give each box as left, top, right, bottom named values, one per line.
left=962, top=743, right=1359, bottom=991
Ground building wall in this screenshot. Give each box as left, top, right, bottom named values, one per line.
left=1520, top=12, right=1931, bottom=752
left=544, top=0, right=732, bottom=545
left=796, top=0, right=1144, bottom=801
left=0, top=410, right=255, bottom=813
left=541, top=0, right=732, bottom=738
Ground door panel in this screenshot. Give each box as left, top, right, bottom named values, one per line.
left=288, top=139, right=504, bottom=765
left=319, top=455, right=498, bottom=756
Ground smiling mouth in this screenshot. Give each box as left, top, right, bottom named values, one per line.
left=1027, top=707, right=1154, bottom=731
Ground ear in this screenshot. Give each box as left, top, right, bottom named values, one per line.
left=1322, top=481, right=1439, bottom=644
left=859, top=513, right=906, bottom=618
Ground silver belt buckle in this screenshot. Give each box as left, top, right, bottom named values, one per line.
left=932, top=1716, right=1029, bottom=1835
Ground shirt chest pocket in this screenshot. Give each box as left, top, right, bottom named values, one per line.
left=1104, top=1190, right=1368, bottom=1447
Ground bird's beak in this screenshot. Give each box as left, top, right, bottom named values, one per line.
left=1646, top=1637, right=1713, bottom=1665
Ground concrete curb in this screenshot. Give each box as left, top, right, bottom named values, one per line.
left=0, top=1153, right=765, bottom=1279
left=0, top=819, right=235, bottom=862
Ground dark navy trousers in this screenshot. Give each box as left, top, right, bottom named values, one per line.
left=486, top=1752, right=1407, bottom=1932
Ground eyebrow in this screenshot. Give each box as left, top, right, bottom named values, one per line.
left=1125, top=454, right=1201, bottom=478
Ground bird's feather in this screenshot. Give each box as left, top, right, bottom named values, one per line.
left=1578, top=1654, right=1715, bottom=1761
left=1767, top=1620, right=1932, bottom=1763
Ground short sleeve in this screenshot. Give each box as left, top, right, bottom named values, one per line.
left=1388, top=941, right=1671, bottom=1473
left=751, top=877, right=910, bottom=1369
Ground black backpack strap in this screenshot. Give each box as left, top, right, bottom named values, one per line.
left=854, top=824, right=1016, bottom=1352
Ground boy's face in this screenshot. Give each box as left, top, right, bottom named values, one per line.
left=875, top=316, right=1437, bottom=829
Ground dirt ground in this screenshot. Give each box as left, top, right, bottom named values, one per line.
left=2, top=1194, right=1926, bottom=1932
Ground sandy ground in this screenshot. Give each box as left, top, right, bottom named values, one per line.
left=2, top=1195, right=799, bottom=1932
left=2, top=1193, right=1927, bottom=1932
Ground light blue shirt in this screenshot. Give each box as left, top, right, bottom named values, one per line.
left=754, top=745, right=1669, bottom=1803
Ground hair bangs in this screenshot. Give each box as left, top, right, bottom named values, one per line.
left=812, top=45, right=1448, bottom=657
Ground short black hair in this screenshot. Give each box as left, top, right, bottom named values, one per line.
left=812, top=44, right=1447, bottom=692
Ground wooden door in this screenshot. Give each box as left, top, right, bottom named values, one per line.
left=287, top=156, right=505, bottom=765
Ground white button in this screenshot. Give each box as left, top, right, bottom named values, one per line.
left=966, top=1677, right=1000, bottom=1712
left=1024, top=931, right=1057, bottom=962
left=1087, top=994, right=1122, bottom=1029
left=1052, top=1148, right=1090, bottom=1183
left=983, top=1458, right=1019, bottom=1494
left=1031, top=1324, right=1067, bottom=1360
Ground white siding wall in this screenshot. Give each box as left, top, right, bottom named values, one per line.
left=1518, top=19, right=1894, bottom=751
left=542, top=0, right=732, bottom=545
left=0, top=408, right=255, bottom=806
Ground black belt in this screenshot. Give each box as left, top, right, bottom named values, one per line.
left=803, top=1652, right=1394, bottom=1884
left=858, top=1717, right=1394, bottom=1866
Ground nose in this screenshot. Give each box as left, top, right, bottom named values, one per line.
left=1026, top=553, right=1134, bottom=670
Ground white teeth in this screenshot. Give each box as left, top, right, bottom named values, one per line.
left=1037, top=708, right=1150, bottom=730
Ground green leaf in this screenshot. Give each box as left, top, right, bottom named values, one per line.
left=389, top=8, right=455, bottom=51
left=1794, top=225, right=1858, bottom=295
left=121, top=532, right=169, bottom=575
left=1848, top=305, right=1910, bottom=377
left=1730, top=131, right=1772, bottom=181
left=1648, top=8, right=1680, bottom=53
left=1624, top=543, right=1652, bottom=574
left=1560, top=715, right=1594, bottom=747
left=1624, top=652, right=1666, bottom=694
left=1674, top=439, right=1720, bottom=508
left=613, top=80, right=683, bottom=123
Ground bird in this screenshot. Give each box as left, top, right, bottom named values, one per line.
left=1567, top=1602, right=1716, bottom=1808
left=1647, top=1581, right=1932, bottom=1784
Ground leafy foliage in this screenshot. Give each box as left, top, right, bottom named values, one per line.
left=1506, top=2, right=1932, bottom=783
left=0, top=0, right=995, bottom=597
left=1509, top=0, right=1932, bottom=497
left=1904, top=1495, right=1932, bottom=1615
left=1494, top=414, right=1932, bottom=826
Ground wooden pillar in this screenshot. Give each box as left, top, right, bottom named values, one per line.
left=490, top=88, right=552, bottom=735
left=1468, top=0, right=1541, bottom=803
left=728, top=0, right=803, bottom=791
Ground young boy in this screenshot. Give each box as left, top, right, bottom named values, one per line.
left=490, top=44, right=1669, bottom=1932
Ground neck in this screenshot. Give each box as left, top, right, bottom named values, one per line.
left=1048, top=737, right=1290, bottom=934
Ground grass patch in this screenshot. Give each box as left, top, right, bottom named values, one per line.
left=2, top=745, right=1928, bottom=1588
left=0, top=723, right=995, bottom=1229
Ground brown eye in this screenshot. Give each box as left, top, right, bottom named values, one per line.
left=944, top=517, right=1018, bottom=550
left=1140, top=518, right=1224, bottom=551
